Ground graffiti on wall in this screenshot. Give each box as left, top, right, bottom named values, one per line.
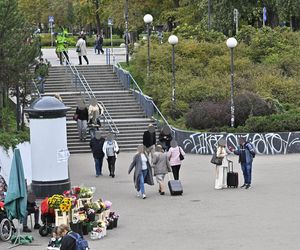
left=180, top=132, right=300, bottom=155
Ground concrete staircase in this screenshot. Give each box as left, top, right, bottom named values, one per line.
left=43, top=65, right=156, bottom=153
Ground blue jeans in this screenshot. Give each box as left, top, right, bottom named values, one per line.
left=241, top=162, right=252, bottom=185
left=94, top=158, right=103, bottom=176
left=139, top=170, right=148, bottom=194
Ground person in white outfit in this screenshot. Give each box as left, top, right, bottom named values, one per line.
left=76, top=35, right=89, bottom=65
left=103, top=133, right=119, bottom=178
left=214, top=139, right=228, bottom=190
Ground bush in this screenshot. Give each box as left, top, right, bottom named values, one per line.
left=186, top=100, right=229, bottom=130
left=234, top=91, right=276, bottom=126
left=0, top=107, right=30, bottom=150
left=243, top=112, right=300, bottom=132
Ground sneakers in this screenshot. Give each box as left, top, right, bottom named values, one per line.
left=245, top=185, right=252, bottom=189
left=23, top=226, right=31, bottom=233
left=34, top=224, right=41, bottom=229
left=142, top=194, right=146, bottom=199
left=240, top=184, right=247, bottom=188
left=160, top=192, right=165, bottom=195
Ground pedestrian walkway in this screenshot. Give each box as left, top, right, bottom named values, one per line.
left=42, top=47, right=126, bottom=66
left=1, top=153, right=300, bottom=249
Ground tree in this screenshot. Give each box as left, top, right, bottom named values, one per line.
left=0, top=0, right=40, bottom=129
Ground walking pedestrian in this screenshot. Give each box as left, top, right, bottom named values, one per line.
left=214, top=138, right=228, bottom=190
left=167, top=140, right=185, bottom=180
left=90, top=131, right=105, bottom=177
left=158, top=125, right=172, bottom=152
left=103, top=133, right=119, bottom=178
left=56, top=28, right=70, bottom=65
left=143, top=124, right=156, bottom=162
left=96, top=34, right=104, bottom=54
left=152, top=145, right=171, bottom=195
left=75, top=99, right=88, bottom=141
left=128, top=145, right=154, bottom=199
left=232, top=137, right=256, bottom=189
left=76, top=35, right=89, bottom=65
left=88, top=98, right=104, bottom=138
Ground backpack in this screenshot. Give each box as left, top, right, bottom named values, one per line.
left=106, top=141, right=115, bottom=157
left=69, top=232, right=89, bottom=250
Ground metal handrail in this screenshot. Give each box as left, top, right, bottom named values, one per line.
left=80, top=74, right=119, bottom=134
left=31, top=79, right=41, bottom=98
left=61, top=54, right=119, bottom=134
left=113, top=59, right=175, bottom=136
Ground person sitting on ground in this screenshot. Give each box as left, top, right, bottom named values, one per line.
left=48, top=226, right=62, bottom=249
left=58, top=224, right=76, bottom=250
left=23, top=187, right=41, bottom=233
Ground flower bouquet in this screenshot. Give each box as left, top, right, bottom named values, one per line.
left=78, top=187, right=94, bottom=198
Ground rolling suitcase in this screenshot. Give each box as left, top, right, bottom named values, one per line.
left=168, top=175, right=183, bottom=195
left=227, top=160, right=238, bottom=188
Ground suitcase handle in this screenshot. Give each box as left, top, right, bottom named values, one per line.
left=227, top=160, right=234, bottom=172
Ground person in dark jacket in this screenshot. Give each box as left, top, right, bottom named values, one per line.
left=143, top=124, right=156, bottom=162
left=75, top=99, right=89, bottom=141
left=90, top=131, right=105, bottom=177
left=158, top=125, right=172, bottom=152
left=232, top=137, right=256, bottom=189
left=58, top=224, right=76, bottom=250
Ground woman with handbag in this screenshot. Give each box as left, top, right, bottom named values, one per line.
left=75, top=99, right=88, bottom=141
left=76, top=35, right=89, bottom=65
left=214, top=139, right=228, bottom=190
left=167, top=140, right=185, bottom=180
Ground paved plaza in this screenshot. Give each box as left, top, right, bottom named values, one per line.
left=1, top=152, right=300, bottom=250
left=41, top=47, right=126, bottom=66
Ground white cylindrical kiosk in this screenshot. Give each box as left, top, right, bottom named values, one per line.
left=26, top=96, right=71, bottom=197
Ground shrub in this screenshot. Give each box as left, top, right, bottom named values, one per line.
left=234, top=91, right=276, bottom=126
left=185, top=100, right=229, bottom=130
left=243, top=112, right=300, bottom=132
left=0, top=108, right=30, bottom=150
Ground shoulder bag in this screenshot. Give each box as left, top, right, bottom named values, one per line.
left=210, top=153, right=223, bottom=165
left=179, top=147, right=184, bottom=160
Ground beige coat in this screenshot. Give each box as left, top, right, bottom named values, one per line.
left=152, top=152, right=171, bottom=176
left=76, top=38, right=87, bottom=56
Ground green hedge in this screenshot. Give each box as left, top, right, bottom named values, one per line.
left=242, top=111, right=300, bottom=132
left=0, top=107, right=30, bottom=150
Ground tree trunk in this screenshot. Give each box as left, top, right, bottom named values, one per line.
left=95, top=0, right=101, bottom=34
left=173, top=0, right=180, bottom=8
left=16, top=84, right=20, bottom=131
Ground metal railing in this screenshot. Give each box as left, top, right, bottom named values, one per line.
left=112, top=59, right=175, bottom=136
left=31, top=79, right=41, bottom=99
left=62, top=55, right=119, bottom=135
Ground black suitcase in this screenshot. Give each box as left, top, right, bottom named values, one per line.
left=168, top=179, right=183, bottom=195
left=227, top=160, right=239, bottom=188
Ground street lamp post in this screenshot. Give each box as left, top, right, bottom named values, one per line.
left=226, top=37, right=238, bottom=128
left=125, top=0, right=129, bottom=64
left=143, top=14, right=153, bottom=78
left=168, top=35, right=179, bottom=109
